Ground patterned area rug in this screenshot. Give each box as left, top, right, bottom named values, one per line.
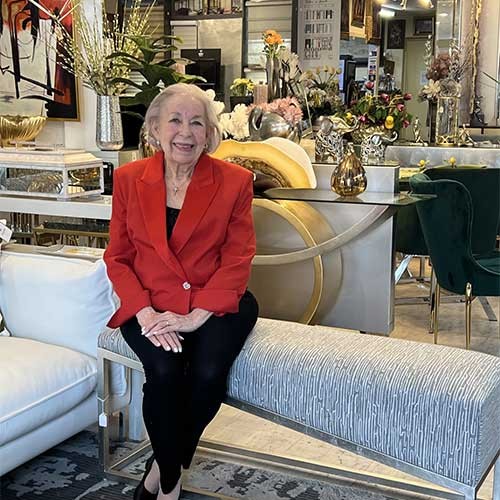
left=0, top=430, right=431, bottom=500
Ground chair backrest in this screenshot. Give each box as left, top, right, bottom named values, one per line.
left=396, top=167, right=500, bottom=256
left=426, top=167, right=500, bottom=255
left=410, top=173, right=475, bottom=294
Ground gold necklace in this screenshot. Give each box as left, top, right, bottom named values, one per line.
left=169, top=177, right=190, bottom=196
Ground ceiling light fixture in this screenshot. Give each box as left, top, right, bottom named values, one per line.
left=380, top=6, right=396, bottom=17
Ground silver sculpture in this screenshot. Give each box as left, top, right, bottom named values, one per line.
left=315, top=116, right=358, bottom=163
left=248, top=108, right=300, bottom=143
left=360, top=131, right=398, bottom=165
left=458, top=124, right=476, bottom=147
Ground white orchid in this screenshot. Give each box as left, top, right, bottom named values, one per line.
left=204, top=89, right=225, bottom=116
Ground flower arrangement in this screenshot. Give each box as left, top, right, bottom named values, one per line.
left=219, top=105, right=251, bottom=140
left=230, top=78, right=255, bottom=97
left=296, top=65, right=343, bottom=120
left=348, top=93, right=412, bottom=133
left=419, top=37, right=471, bottom=101
left=262, top=29, right=285, bottom=59
left=252, top=97, right=303, bottom=126
left=28, top=0, right=155, bottom=96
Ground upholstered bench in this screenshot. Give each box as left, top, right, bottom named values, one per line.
left=97, top=318, right=500, bottom=500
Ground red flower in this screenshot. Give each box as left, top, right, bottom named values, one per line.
left=403, top=93, right=412, bottom=101
left=365, top=81, right=374, bottom=90
left=359, top=115, right=367, bottom=123
left=397, top=103, right=405, bottom=112
left=403, top=120, right=410, bottom=128
left=380, top=93, right=390, bottom=103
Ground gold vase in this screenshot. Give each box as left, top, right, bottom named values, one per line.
left=331, top=148, right=367, bottom=196
left=0, top=115, right=47, bottom=147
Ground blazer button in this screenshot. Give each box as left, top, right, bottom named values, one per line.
left=182, top=281, right=191, bottom=290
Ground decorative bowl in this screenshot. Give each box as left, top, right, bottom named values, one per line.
left=0, top=115, right=47, bottom=147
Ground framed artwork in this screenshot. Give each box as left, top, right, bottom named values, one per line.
left=340, top=0, right=350, bottom=40
left=387, top=19, right=406, bottom=49
left=414, top=17, right=434, bottom=36
left=351, top=0, right=366, bottom=28
left=0, top=0, right=79, bottom=120
left=366, top=0, right=381, bottom=45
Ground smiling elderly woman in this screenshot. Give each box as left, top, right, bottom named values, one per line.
left=104, top=83, right=259, bottom=500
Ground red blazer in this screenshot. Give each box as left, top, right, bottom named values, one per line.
left=104, top=151, right=256, bottom=328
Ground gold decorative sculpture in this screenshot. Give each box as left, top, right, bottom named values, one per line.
left=0, top=115, right=47, bottom=147
left=331, top=145, right=367, bottom=196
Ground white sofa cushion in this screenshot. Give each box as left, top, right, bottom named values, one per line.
left=0, top=251, right=118, bottom=358
left=0, top=337, right=97, bottom=447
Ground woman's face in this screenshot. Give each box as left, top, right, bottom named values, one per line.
left=154, top=93, right=209, bottom=170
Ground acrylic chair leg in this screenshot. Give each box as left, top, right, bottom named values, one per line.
left=465, top=283, right=473, bottom=350
left=493, top=454, right=500, bottom=500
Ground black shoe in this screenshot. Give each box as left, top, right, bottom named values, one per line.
left=134, top=454, right=157, bottom=500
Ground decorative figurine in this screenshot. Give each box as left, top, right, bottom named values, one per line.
left=315, top=116, right=358, bottom=163
left=470, top=96, right=487, bottom=128
left=360, top=130, right=398, bottom=165
left=412, top=117, right=428, bottom=146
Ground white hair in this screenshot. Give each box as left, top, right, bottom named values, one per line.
left=144, top=83, right=222, bottom=153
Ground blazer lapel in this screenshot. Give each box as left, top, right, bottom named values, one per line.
left=136, top=152, right=186, bottom=279
left=169, top=154, right=219, bottom=255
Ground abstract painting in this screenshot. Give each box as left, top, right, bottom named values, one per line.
left=0, top=0, right=79, bottom=119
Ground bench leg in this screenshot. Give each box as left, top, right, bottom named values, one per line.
left=494, top=455, right=500, bottom=500
left=97, top=352, right=111, bottom=472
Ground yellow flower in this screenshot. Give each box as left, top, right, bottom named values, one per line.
left=346, top=112, right=353, bottom=120
left=385, top=115, right=395, bottom=129
left=448, top=157, right=457, bottom=167
left=418, top=159, right=427, bottom=168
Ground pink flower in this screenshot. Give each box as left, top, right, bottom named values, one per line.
left=403, top=119, right=410, bottom=128
left=365, top=81, right=374, bottom=90
left=380, top=93, right=390, bottom=103
left=403, top=93, right=412, bottom=101
left=397, top=103, right=405, bottom=112
left=359, top=115, right=367, bottom=123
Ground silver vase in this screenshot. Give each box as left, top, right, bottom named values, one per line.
left=96, top=95, right=124, bottom=151
left=266, top=56, right=281, bottom=102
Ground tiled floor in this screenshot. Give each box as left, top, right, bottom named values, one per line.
left=202, top=261, right=499, bottom=499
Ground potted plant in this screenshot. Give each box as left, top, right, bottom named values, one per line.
left=108, top=34, right=204, bottom=156
left=229, top=78, right=254, bottom=110
left=347, top=92, right=413, bottom=142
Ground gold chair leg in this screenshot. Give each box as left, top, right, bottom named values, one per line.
left=465, top=282, right=473, bottom=350
left=429, top=269, right=440, bottom=344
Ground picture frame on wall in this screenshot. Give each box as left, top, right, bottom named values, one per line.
left=0, top=0, right=79, bottom=121
left=366, top=0, right=381, bottom=45
left=351, top=0, right=366, bottom=28
left=387, top=19, right=406, bottom=49
left=414, top=17, right=434, bottom=36
left=340, top=0, right=350, bottom=40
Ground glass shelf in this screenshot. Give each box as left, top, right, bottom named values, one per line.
left=258, top=188, right=434, bottom=206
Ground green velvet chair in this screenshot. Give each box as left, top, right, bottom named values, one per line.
left=395, top=167, right=500, bottom=330
left=410, top=173, right=500, bottom=349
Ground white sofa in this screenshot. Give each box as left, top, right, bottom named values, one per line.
left=0, top=245, right=127, bottom=476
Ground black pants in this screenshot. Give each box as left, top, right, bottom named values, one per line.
left=121, top=291, right=258, bottom=494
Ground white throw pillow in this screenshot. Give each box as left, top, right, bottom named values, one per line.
left=0, top=251, right=118, bottom=358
